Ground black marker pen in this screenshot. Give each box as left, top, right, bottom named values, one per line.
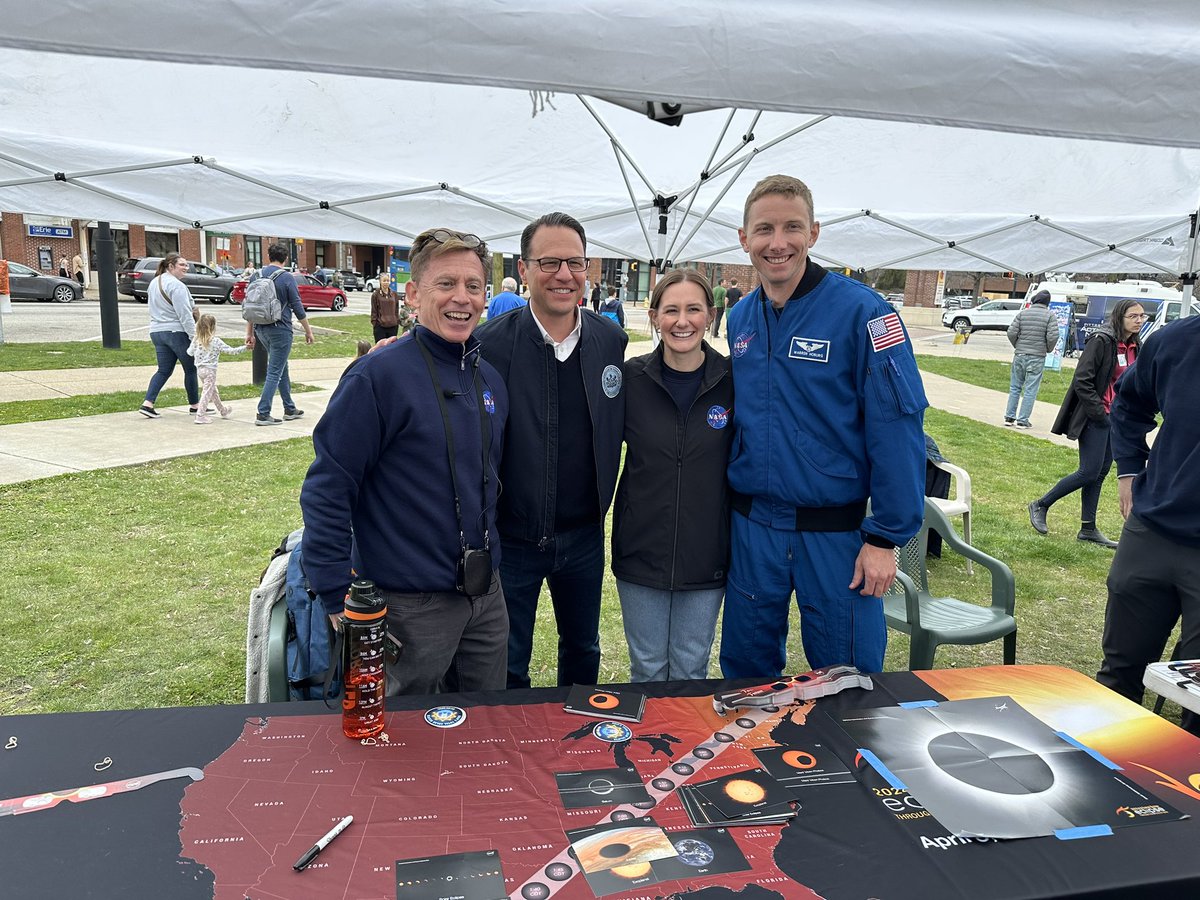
left=293, top=815, right=353, bottom=871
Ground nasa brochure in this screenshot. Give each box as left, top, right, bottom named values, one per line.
left=394, top=849, right=506, bottom=900
left=563, top=684, right=647, bottom=722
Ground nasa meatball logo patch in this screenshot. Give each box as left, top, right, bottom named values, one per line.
left=601, top=364, right=623, bottom=398
left=482, top=390, right=496, bottom=414
left=732, top=331, right=756, bottom=358
left=707, top=405, right=730, bottom=429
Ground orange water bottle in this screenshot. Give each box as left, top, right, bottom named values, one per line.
left=340, top=580, right=386, bottom=739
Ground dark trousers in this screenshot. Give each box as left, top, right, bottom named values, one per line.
left=373, top=325, right=398, bottom=343
left=1039, top=419, right=1112, bottom=523
left=711, top=307, right=725, bottom=338
left=500, top=524, right=604, bottom=689
left=380, top=573, right=508, bottom=696
left=1098, top=515, right=1200, bottom=735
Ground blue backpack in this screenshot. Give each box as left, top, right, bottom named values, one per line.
left=282, top=536, right=340, bottom=700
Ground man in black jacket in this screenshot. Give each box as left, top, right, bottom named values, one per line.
left=476, top=212, right=628, bottom=688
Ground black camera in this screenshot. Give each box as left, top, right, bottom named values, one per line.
left=457, top=548, right=493, bottom=596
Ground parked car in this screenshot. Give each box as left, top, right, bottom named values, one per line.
left=231, top=272, right=348, bottom=311
left=885, top=292, right=905, bottom=310
left=118, top=257, right=238, bottom=304
left=942, top=299, right=1024, bottom=333
left=941, top=295, right=977, bottom=310
left=338, top=269, right=364, bottom=291
left=3, top=261, right=82, bottom=303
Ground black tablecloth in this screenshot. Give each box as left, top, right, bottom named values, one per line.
left=1, top=667, right=1197, bottom=899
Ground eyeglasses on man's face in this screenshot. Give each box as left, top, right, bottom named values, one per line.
left=1124, top=312, right=1149, bottom=320
left=527, top=256, right=589, bottom=274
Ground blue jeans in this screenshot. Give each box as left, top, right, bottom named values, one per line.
left=616, top=579, right=723, bottom=682
left=500, top=524, right=604, bottom=688
left=1038, top=418, right=1112, bottom=523
left=254, top=323, right=295, bottom=417
left=721, top=512, right=886, bottom=678
left=1005, top=353, right=1046, bottom=424
left=145, top=330, right=198, bottom=406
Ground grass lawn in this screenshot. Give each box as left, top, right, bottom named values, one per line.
left=3, top=405, right=1175, bottom=724
left=917, top=354, right=1075, bottom=408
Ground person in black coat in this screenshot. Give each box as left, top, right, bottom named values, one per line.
left=1028, top=298, right=1147, bottom=547
left=611, top=268, right=734, bottom=681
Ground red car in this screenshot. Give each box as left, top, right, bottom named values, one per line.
left=231, top=273, right=348, bottom=311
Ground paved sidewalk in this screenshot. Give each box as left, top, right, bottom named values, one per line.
left=0, top=340, right=1072, bottom=487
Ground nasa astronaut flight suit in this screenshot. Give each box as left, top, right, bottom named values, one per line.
left=721, top=265, right=927, bottom=677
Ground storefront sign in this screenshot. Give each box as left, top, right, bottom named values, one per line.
left=27, top=224, right=74, bottom=239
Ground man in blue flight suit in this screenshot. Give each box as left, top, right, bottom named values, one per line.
left=722, top=175, right=927, bottom=678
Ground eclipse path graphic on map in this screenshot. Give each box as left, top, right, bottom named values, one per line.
left=179, top=694, right=814, bottom=900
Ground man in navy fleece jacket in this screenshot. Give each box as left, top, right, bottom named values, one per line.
left=300, top=228, right=509, bottom=696
left=1098, top=315, right=1200, bottom=734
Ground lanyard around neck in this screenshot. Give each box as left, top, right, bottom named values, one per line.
left=414, top=332, right=492, bottom=550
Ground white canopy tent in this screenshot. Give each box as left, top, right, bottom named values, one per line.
left=0, top=1, right=1198, bottom=280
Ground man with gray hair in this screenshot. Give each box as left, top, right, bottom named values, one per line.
left=487, top=275, right=525, bottom=320
left=1005, top=290, right=1060, bottom=427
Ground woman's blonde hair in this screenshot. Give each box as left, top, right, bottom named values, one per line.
left=195, top=314, right=216, bottom=349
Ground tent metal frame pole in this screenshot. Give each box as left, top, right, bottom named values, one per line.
left=700, top=110, right=739, bottom=178
left=667, top=153, right=759, bottom=264
left=611, top=149, right=657, bottom=260
left=207, top=160, right=445, bottom=208
left=1034, top=219, right=1176, bottom=274
left=0, top=150, right=196, bottom=226
left=0, top=156, right=200, bottom=188
left=703, top=116, right=829, bottom=183
left=1180, top=206, right=1199, bottom=318
left=577, top=95, right=659, bottom=198
left=665, top=115, right=831, bottom=262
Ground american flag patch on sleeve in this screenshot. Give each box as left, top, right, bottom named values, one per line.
left=867, top=313, right=905, bottom=352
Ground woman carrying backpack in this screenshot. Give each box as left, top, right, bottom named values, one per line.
left=138, top=253, right=201, bottom=419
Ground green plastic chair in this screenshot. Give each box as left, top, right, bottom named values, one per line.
left=883, top=499, right=1017, bottom=670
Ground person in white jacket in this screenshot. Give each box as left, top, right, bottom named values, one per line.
left=187, top=314, right=249, bottom=423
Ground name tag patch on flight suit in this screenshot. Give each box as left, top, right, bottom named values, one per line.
left=789, top=337, right=830, bottom=363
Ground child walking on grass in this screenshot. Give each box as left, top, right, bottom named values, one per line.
left=187, top=314, right=249, bottom=424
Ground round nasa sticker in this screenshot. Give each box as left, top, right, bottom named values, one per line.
left=731, top=332, right=754, bottom=358
left=706, top=405, right=729, bottom=429
left=601, top=364, right=623, bottom=399
left=424, top=705, right=467, bottom=728
left=482, top=390, right=495, bottom=414
left=593, top=721, right=633, bottom=743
